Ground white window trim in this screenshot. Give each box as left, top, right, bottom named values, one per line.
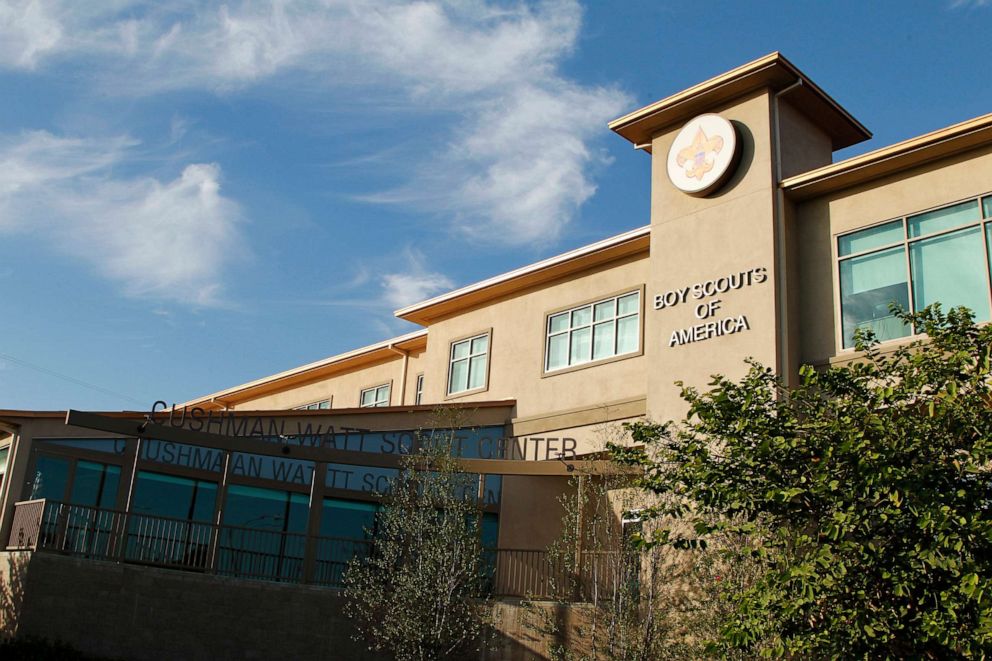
left=294, top=398, right=331, bottom=411
left=544, top=290, right=642, bottom=374
left=414, top=373, right=424, bottom=405
left=359, top=383, right=391, bottom=408
left=446, top=331, right=491, bottom=397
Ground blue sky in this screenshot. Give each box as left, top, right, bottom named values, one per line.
left=1, top=0, right=990, bottom=410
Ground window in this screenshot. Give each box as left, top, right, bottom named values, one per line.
left=0, top=446, right=8, bottom=495
left=295, top=399, right=330, bottom=411
left=837, top=195, right=992, bottom=348
left=545, top=291, right=641, bottom=372
left=415, top=374, right=424, bottom=405
left=360, top=384, right=390, bottom=407
left=447, top=333, right=489, bottom=395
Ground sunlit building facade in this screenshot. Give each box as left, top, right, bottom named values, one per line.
left=2, top=52, right=992, bottom=659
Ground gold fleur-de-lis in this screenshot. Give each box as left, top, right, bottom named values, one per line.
left=676, top=127, right=724, bottom=181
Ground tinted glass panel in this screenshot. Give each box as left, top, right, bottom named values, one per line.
left=321, top=498, right=378, bottom=539
left=838, top=220, right=903, bottom=257
left=470, top=335, right=488, bottom=354
left=132, top=471, right=216, bottom=522
left=984, top=196, right=992, bottom=218
left=839, top=246, right=911, bottom=348
left=70, top=461, right=120, bottom=508
left=30, top=455, right=70, bottom=501
left=908, top=200, right=981, bottom=238
left=910, top=227, right=990, bottom=321
left=548, top=313, right=569, bottom=333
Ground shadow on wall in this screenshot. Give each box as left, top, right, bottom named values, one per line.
left=0, top=552, right=28, bottom=639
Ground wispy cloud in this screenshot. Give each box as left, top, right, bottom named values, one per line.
left=1, top=0, right=630, bottom=247
left=0, top=131, right=244, bottom=306
left=379, top=248, right=455, bottom=310
left=950, top=0, right=990, bottom=7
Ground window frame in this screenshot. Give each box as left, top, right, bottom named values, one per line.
left=294, top=398, right=331, bottom=411
left=358, top=383, right=391, bottom=408
left=445, top=329, right=492, bottom=399
left=542, top=286, right=645, bottom=377
left=414, top=373, right=425, bottom=406
left=834, top=192, right=992, bottom=352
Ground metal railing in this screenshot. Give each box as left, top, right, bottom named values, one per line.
left=6, top=499, right=617, bottom=599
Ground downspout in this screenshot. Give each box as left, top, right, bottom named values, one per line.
left=387, top=344, right=410, bottom=406
left=771, top=79, right=803, bottom=388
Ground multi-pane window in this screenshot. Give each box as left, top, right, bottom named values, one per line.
left=415, top=374, right=424, bottom=405
left=295, top=399, right=330, bottom=411
left=838, top=195, right=992, bottom=348
left=359, top=384, right=390, bottom=408
left=448, top=333, right=489, bottom=395
left=545, top=291, right=640, bottom=372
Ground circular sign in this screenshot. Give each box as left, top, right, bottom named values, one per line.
left=666, top=114, right=740, bottom=196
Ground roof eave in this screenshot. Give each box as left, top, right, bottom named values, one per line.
left=609, top=52, right=870, bottom=152
left=782, top=112, right=992, bottom=200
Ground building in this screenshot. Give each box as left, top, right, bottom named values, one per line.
left=2, top=52, right=991, bottom=659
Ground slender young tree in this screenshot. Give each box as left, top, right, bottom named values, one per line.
left=343, top=418, right=493, bottom=661
left=612, top=305, right=992, bottom=658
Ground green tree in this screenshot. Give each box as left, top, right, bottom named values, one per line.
left=343, top=421, right=493, bottom=661
left=612, top=306, right=992, bottom=658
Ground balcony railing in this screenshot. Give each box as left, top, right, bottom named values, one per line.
left=6, top=499, right=617, bottom=599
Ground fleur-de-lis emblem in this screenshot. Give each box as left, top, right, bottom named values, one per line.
left=676, top=127, right=724, bottom=181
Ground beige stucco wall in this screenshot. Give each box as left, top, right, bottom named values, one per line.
left=645, top=90, right=780, bottom=422
left=236, top=353, right=416, bottom=410
left=416, top=253, right=650, bottom=421
left=794, top=144, right=992, bottom=365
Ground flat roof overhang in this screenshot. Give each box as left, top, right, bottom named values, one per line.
left=182, top=329, right=429, bottom=410
left=781, top=112, right=992, bottom=200
left=609, top=52, right=871, bottom=152
left=394, top=225, right=650, bottom=326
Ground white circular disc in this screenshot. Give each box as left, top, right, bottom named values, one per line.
left=666, top=114, right=739, bottom=196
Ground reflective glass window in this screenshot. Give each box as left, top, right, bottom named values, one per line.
left=839, top=247, right=911, bottom=348
left=837, top=220, right=903, bottom=257
left=907, top=200, right=981, bottom=238
left=69, top=461, right=120, bottom=509
left=910, top=227, right=990, bottom=321
left=29, top=455, right=70, bottom=501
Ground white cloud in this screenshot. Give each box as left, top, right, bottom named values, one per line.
left=0, top=131, right=243, bottom=306
left=0, top=0, right=63, bottom=69
left=379, top=248, right=454, bottom=309
left=0, top=0, right=630, bottom=246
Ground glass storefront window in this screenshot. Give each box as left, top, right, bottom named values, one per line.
left=131, top=471, right=216, bottom=522
left=30, top=455, right=70, bottom=501
left=223, top=485, right=308, bottom=532
left=69, top=461, right=120, bottom=509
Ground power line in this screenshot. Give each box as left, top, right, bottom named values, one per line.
left=0, top=351, right=146, bottom=408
